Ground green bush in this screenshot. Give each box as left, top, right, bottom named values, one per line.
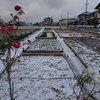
left=13, top=29, right=40, bottom=40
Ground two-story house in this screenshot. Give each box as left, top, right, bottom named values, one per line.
left=78, top=11, right=91, bottom=25
left=95, top=3, right=100, bottom=24
left=44, top=17, right=53, bottom=26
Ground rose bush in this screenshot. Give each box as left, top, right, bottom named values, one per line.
left=0, top=5, right=24, bottom=100
left=73, top=67, right=100, bottom=100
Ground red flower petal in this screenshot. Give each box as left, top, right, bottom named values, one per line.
left=12, top=40, right=20, bottom=48
left=6, top=26, right=14, bottom=33
left=14, top=5, right=21, bottom=11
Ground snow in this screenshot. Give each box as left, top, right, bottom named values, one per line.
left=47, top=33, right=53, bottom=37
left=0, top=56, right=78, bottom=100
left=0, top=28, right=44, bottom=73
left=65, top=39, right=100, bottom=73
left=58, top=32, right=90, bottom=37
left=0, top=27, right=100, bottom=100
left=27, top=39, right=62, bottom=51
left=53, top=30, right=85, bottom=75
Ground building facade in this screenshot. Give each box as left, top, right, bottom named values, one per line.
left=59, top=18, right=72, bottom=25
left=44, top=17, right=53, bottom=26
left=78, top=11, right=91, bottom=25
left=95, top=3, right=100, bottom=24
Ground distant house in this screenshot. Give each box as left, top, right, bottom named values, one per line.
left=95, top=3, right=100, bottom=24
left=78, top=11, right=91, bottom=25
left=59, top=18, right=72, bottom=25
left=44, top=17, right=53, bottom=26
left=68, top=18, right=79, bottom=25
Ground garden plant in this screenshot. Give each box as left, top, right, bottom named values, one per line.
left=67, top=67, right=100, bottom=100
left=0, top=5, right=24, bottom=100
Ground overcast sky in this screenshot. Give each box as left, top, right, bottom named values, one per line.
left=0, top=0, right=99, bottom=23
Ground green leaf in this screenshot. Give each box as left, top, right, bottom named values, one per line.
left=88, top=94, right=97, bottom=100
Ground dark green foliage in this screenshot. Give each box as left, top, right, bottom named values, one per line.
left=52, top=32, right=55, bottom=37
left=13, top=29, right=40, bottom=40
left=0, top=42, right=6, bottom=49
left=44, top=28, right=51, bottom=30
left=75, top=74, right=98, bottom=100
left=40, top=32, right=56, bottom=38
left=88, top=94, right=97, bottom=100
left=40, top=32, right=47, bottom=37
left=17, top=60, right=21, bottom=62
left=75, top=74, right=92, bottom=87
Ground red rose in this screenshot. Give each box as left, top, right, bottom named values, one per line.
left=10, top=13, right=13, bottom=17
left=0, top=27, right=6, bottom=31
left=6, top=26, right=14, bottom=33
left=13, top=16, right=18, bottom=21
left=1, top=24, right=6, bottom=27
left=12, top=40, right=20, bottom=48
left=14, top=5, right=21, bottom=11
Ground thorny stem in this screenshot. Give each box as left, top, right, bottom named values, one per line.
left=92, top=90, right=100, bottom=95
left=7, top=68, right=12, bottom=100
left=89, top=84, right=96, bottom=94
left=13, top=48, right=18, bottom=60
left=6, top=48, right=12, bottom=100
left=73, top=83, right=83, bottom=100
left=14, top=17, right=19, bottom=35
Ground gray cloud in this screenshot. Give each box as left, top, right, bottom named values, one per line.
left=0, top=0, right=99, bottom=23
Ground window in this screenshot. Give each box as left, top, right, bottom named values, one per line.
left=98, top=9, right=100, bottom=13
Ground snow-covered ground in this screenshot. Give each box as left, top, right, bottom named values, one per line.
left=58, top=32, right=90, bottom=37
left=53, top=30, right=85, bottom=74
left=65, top=39, right=100, bottom=73
left=0, top=28, right=100, bottom=100
left=47, top=33, right=53, bottom=37
left=1, top=56, right=79, bottom=100
left=27, top=39, right=62, bottom=51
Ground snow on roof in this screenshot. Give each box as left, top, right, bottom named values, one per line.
left=95, top=3, right=100, bottom=9
left=78, top=11, right=91, bottom=16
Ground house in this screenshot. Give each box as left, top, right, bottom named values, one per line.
left=59, top=18, right=72, bottom=25
left=95, top=3, right=100, bottom=24
left=78, top=11, right=91, bottom=25
left=88, top=11, right=98, bottom=27
left=67, top=18, right=79, bottom=25
left=44, top=17, right=53, bottom=26
left=90, top=11, right=97, bottom=19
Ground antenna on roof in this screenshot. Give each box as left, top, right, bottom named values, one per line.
left=61, top=15, right=62, bottom=19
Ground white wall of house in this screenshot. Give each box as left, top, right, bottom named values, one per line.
left=59, top=18, right=71, bottom=25
left=96, top=6, right=100, bottom=18
left=97, top=13, right=100, bottom=18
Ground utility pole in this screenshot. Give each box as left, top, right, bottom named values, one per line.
left=26, top=18, right=28, bottom=24
left=85, top=0, right=89, bottom=12
left=67, top=12, right=69, bottom=26
left=61, top=15, right=62, bottom=26
left=85, top=0, right=89, bottom=25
